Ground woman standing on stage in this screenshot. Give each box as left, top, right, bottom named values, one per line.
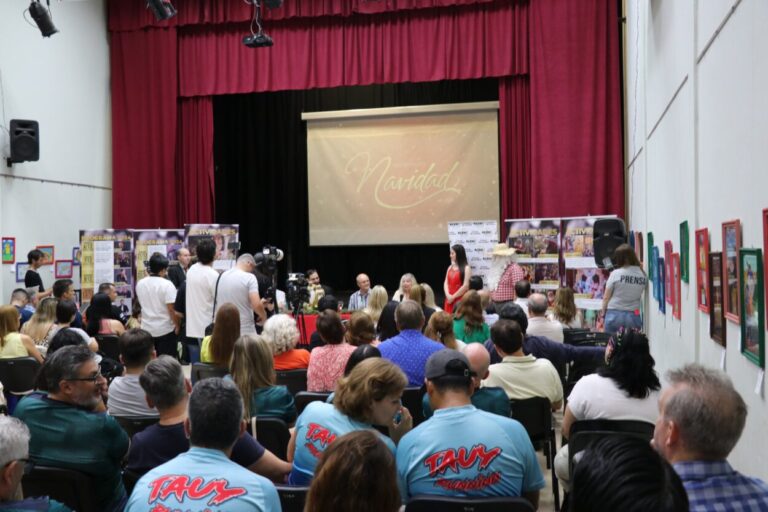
left=443, top=244, right=471, bottom=314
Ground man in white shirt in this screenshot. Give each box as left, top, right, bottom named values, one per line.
left=185, top=239, right=219, bottom=339
left=214, top=253, right=267, bottom=335
left=136, top=253, right=179, bottom=357
left=525, top=293, right=564, bottom=343
left=483, top=318, right=563, bottom=411
left=347, top=273, right=371, bottom=311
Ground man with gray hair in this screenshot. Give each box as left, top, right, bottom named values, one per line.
left=653, top=363, right=768, bottom=510
left=214, top=253, right=267, bottom=335
left=13, top=345, right=129, bottom=511
left=0, top=417, right=72, bottom=511
left=379, top=300, right=445, bottom=386
left=524, top=292, right=564, bottom=343
left=126, top=378, right=281, bottom=511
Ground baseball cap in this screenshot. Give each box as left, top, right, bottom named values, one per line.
left=425, top=349, right=475, bottom=380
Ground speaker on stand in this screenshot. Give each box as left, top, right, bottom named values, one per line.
left=6, top=119, right=39, bottom=167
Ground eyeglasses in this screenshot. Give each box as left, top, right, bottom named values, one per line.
left=66, top=370, right=104, bottom=383
left=2, top=458, right=32, bottom=474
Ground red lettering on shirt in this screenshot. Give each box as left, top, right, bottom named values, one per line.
left=146, top=474, right=247, bottom=507
left=435, top=471, right=502, bottom=491
left=423, top=444, right=502, bottom=476
left=305, top=423, right=337, bottom=448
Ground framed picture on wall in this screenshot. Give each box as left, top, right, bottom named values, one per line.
left=648, top=232, right=655, bottom=281
left=664, top=241, right=673, bottom=305
left=35, top=245, right=54, bottom=265
left=652, top=246, right=660, bottom=302
left=763, top=209, right=768, bottom=327
left=739, top=248, right=764, bottom=367
left=2, top=237, right=15, bottom=264
left=72, top=246, right=82, bottom=266
left=680, top=221, right=689, bottom=283
left=15, top=262, right=29, bottom=283
left=695, top=228, right=710, bottom=313
left=659, top=256, right=666, bottom=313
left=55, top=260, right=73, bottom=279
left=635, top=231, right=644, bottom=263
left=722, top=220, right=741, bottom=323
left=672, top=253, right=681, bottom=320
left=709, top=252, right=726, bottom=346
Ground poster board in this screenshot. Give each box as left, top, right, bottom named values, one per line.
left=561, top=216, right=614, bottom=311
left=185, top=224, right=239, bottom=271
left=504, top=218, right=561, bottom=293
left=79, top=230, right=134, bottom=305
left=447, top=220, right=498, bottom=288
left=134, top=230, right=186, bottom=281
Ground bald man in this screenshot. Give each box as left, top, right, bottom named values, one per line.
left=168, top=248, right=191, bottom=289
left=347, top=273, right=372, bottom=311
left=422, top=343, right=510, bottom=418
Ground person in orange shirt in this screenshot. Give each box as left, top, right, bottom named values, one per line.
left=263, top=314, right=310, bottom=370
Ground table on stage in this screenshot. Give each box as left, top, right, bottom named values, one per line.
left=291, top=311, right=352, bottom=347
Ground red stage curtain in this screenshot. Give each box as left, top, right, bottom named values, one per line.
left=178, top=2, right=528, bottom=97
left=499, top=76, right=531, bottom=220
left=528, top=0, right=624, bottom=219
left=177, top=97, right=215, bottom=224
left=110, top=28, right=178, bottom=229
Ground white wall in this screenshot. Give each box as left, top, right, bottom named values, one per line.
left=626, top=0, right=767, bottom=480
left=0, top=0, right=111, bottom=299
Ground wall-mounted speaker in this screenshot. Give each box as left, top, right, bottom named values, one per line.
left=594, top=218, right=627, bottom=268
left=8, top=119, right=40, bottom=165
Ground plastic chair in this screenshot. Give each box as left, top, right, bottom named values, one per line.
left=250, top=417, right=291, bottom=460
left=191, top=362, right=229, bottom=384
left=294, top=391, right=331, bottom=415
left=401, top=386, right=426, bottom=427
left=567, top=419, right=655, bottom=477
left=276, top=369, right=307, bottom=396
left=0, top=357, right=40, bottom=394
left=114, top=416, right=159, bottom=437
left=275, top=485, right=309, bottom=512
left=95, top=334, right=120, bottom=360
left=509, top=397, right=559, bottom=510
left=22, top=465, right=99, bottom=512
left=405, top=495, right=535, bottom=512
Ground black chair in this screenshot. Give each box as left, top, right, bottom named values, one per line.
left=401, top=386, right=426, bottom=427
left=567, top=419, right=654, bottom=477
left=275, top=485, right=309, bottom=512
left=122, top=469, right=143, bottom=495
left=95, top=334, right=120, bottom=360
left=0, top=357, right=40, bottom=394
left=406, top=495, right=535, bottom=512
left=562, top=328, right=591, bottom=344
left=191, top=362, right=229, bottom=384
left=564, top=332, right=610, bottom=396
left=22, top=465, right=99, bottom=512
left=249, top=417, right=291, bottom=460
left=294, top=391, right=330, bottom=414
left=114, top=416, right=159, bottom=437
left=276, top=369, right=307, bottom=396
left=509, top=397, right=559, bottom=510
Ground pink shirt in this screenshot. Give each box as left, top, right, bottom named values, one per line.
left=306, top=343, right=357, bottom=392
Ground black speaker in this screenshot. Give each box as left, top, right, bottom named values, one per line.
left=594, top=218, right=627, bottom=268
left=9, top=119, right=39, bottom=164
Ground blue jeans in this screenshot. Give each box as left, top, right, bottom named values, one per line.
left=604, top=309, right=642, bottom=334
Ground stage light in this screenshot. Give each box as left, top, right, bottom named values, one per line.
left=28, top=0, right=58, bottom=38
left=243, top=1, right=274, bottom=49
left=147, top=0, right=177, bottom=21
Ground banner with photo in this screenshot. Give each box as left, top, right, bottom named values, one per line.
left=185, top=224, right=240, bottom=271
left=447, top=220, right=498, bottom=289
left=134, top=230, right=186, bottom=281
left=561, top=216, right=616, bottom=310
left=79, top=229, right=134, bottom=305
left=504, top=218, right=561, bottom=294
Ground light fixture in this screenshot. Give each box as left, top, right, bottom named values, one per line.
left=147, top=0, right=177, bottom=21
left=243, top=1, right=274, bottom=48
left=28, top=0, right=58, bottom=38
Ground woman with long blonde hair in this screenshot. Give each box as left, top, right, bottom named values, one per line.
left=424, top=311, right=465, bottom=351
left=229, top=334, right=297, bottom=425
left=421, top=283, right=442, bottom=311
left=392, top=274, right=417, bottom=302
left=363, top=285, right=389, bottom=326
left=550, top=287, right=583, bottom=328
left=21, top=297, right=58, bottom=351
left=0, top=305, right=43, bottom=363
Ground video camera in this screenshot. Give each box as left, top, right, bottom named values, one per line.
left=259, top=245, right=284, bottom=275
left=285, top=272, right=310, bottom=312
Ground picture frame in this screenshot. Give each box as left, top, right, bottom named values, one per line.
left=722, top=220, right=741, bottom=323
left=35, top=245, right=54, bottom=265
left=647, top=232, right=655, bottom=281
left=739, top=248, right=764, bottom=367
left=2, top=237, right=15, bottom=264
left=15, top=262, right=29, bottom=283
left=695, top=228, right=710, bottom=313
left=658, top=256, right=666, bottom=313
left=709, top=252, right=726, bottom=346
left=635, top=231, right=644, bottom=263
left=652, top=246, right=660, bottom=302
left=763, top=209, right=768, bottom=327
left=55, top=259, right=74, bottom=279
left=671, top=253, right=681, bottom=320
left=680, top=221, right=689, bottom=283
left=664, top=241, right=673, bottom=305
left=72, top=246, right=81, bottom=266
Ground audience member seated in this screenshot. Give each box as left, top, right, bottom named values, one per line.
left=363, top=285, right=389, bottom=328
left=20, top=297, right=57, bottom=355
left=85, top=293, right=125, bottom=337
left=307, top=311, right=356, bottom=392
left=50, top=300, right=98, bottom=352
left=324, top=344, right=383, bottom=404
left=421, top=283, right=442, bottom=312
left=126, top=299, right=141, bottom=330
left=9, top=288, right=34, bottom=328
left=305, top=430, right=401, bottom=512
left=52, top=279, right=83, bottom=329
left=0, top=305, right=43, bottom=363
left=424, top=311, right=466, bottom=351
left=423, top=343, right=510, bottom=419
left=525, top=293, right=564, bottom=342
left=96, top=282, right=129, bottom=325
left=653, top=364, right=768, bottom=510
left=0, top=416, right=72, bottom=512
left=14, top=346, right=129, bottom=511
left=480, top=290, right=499, bottom=326
left=452, top=290, right=490, bottom=344
left=571, top=436, right=688, bottom=512
left=126, top=378, right=281, bottom=511
left=289, top=358, right=410, bottom=485
left=44, top=329, right=91, bottom=358
left=229, top=334, right=297, bottom=426
left=200, top=302, right=239, bottom=366
left=514, top=280, right=531, bottom=316
left=347, top=273, right=372, bottom=311
left=408, top=284, right=436, bottom=329
left=308, top=295, right=342, bottom=351
left=555, top=329, right=661, bottom=490
left=392, top=273, right=417, bottom=302
left=483, top=319, right=563, bottom=410
left=379, top=301, right=444, bottom=386
left=483, top=303, right=604, bottom=366
left=396, top=349, right=544, bottom=505
left=549, top=287, right=583, bottom=328
left=263, top=313, right=310, bottom=370
left=344, top=311, right=377, bottom=346
left=107, top=329, right=158, bottom=418
left=126, top=356, right=290, bottom=482
left=376, top=300, right=400, bottom=342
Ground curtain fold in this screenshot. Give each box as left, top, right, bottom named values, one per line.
left=177, top=97, right=215, bottom=224
left=498, top=76, right=531, bottom=220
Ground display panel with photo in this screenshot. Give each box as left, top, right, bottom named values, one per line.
left=709, top=252, right=725, bottom=346
left=695, top=228, right=709, bottom=313
left=739, top=248, right=764, bottom=367
left=722, top=220, right=741, bottom=323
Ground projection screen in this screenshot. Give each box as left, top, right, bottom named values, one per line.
left=303, top=102, right=500, bottom=246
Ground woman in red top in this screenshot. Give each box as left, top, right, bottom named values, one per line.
left=443, top=244, right=471, bottom=314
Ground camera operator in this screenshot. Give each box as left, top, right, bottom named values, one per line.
left=214, top=254, right=267, bottom=336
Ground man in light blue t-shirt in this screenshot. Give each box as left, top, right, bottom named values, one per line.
left=397, top=349, right=544, bottom=507
left=126, top=378, right=281, bottom=512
